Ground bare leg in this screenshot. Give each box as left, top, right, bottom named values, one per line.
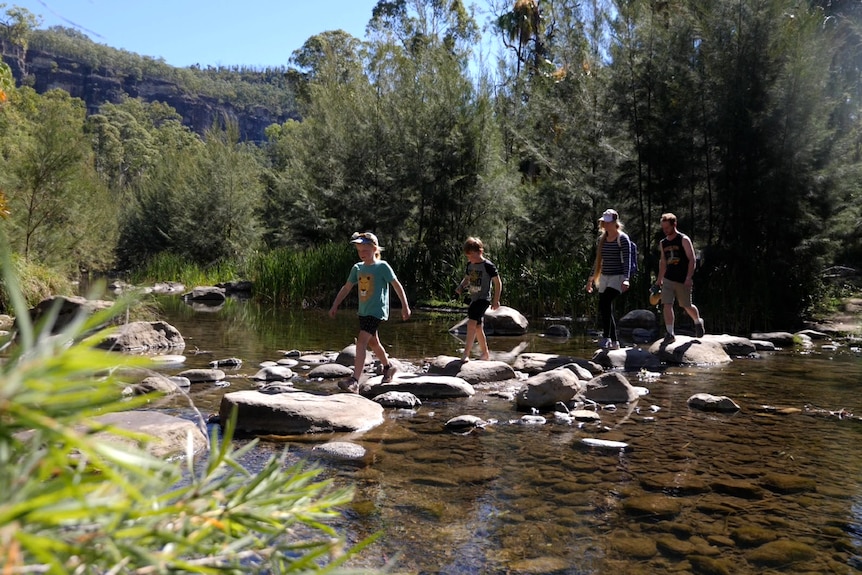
left=462, top=319, right=479, bottom=361
left=683, top=304, right=702, bottom=323
left=353, top=330, right=372, bottom=380
left=367, top=331, right=389, bottom=368
left=663, top=303, right=675, bottom=335
left=476, top=323, right=490, bottom=360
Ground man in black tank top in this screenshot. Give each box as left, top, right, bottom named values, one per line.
left=656, top=213, right=705, bottom=341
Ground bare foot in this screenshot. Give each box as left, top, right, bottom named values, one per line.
left=479, top=355, right=490, bottom=361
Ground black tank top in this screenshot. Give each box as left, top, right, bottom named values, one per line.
left=661, top=233, right=690, bottom=283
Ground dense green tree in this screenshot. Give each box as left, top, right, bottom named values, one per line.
left=0, top=3, right=38, bottom=75
left=2, top=87, right=116, bottom=271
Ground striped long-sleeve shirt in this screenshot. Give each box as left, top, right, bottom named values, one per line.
left=599, top=233, right=632, bottom=279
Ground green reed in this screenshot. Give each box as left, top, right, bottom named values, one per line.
left=131, top=244, right=600, bottom=319
left=130, top=252, right=239, bottom=288
left=249, top=243, right=356, bottom=307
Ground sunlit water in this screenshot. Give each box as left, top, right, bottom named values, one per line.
left=151, top=297, right=862, bottom=574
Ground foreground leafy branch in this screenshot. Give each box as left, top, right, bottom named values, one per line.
left=0, top=236, right=379, bottom=574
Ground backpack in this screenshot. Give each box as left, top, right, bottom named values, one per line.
left=617, top=234, right=638, bottom=279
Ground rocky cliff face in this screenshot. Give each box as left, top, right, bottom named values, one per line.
left=4, top=48, right=292, bottom=142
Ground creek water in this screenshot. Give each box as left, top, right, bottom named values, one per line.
left=152, top=296, right=862, bottom=574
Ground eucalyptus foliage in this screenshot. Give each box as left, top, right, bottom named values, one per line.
left=0, top=238, right=378, bottom=574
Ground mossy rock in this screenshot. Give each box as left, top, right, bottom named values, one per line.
left=745, top=540, right=816, bottom=566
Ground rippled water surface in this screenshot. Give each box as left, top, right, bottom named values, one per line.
left=154, top=297, right=862, bottom=574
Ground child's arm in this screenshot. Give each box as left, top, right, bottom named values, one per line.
left=491, top=275, right=502, bottom=310
left=391, top=279, right=412, bottom=320
left=455, top=275, right=468, bottom=295
left=328, top=282, right=354, bottom=318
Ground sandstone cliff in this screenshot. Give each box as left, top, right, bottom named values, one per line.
left=3, top=47, right=296, bottom=142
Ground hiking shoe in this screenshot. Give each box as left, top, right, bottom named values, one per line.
left=381, top=364, right=397, bottom=383
left=695, top=319, right=705, bottom=338
left=598, top=337, right=611, bottom=349
left=663, top=333, right=676, bottom=343
left=338, top=377, right=360, bottom=394
left=610, top=341, right=621, bottom=350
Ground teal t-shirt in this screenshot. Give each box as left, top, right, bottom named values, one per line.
left=347, top=260, right=397, bottom=320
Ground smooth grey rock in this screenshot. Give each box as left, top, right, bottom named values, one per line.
left=311, top=441, right=367, bottom=461
left=750, top=331, right=795, bottom=346
left=687, top=392, right=741, bottom=412
left=219, top=390, right=384, bottom=434
left=456, top=360, right=516, bottom=384
left=177, top=368, right=226, bottom=383
left=581, top=437, right=632, bottom=452
left=98, top=321, right=185, bottom=352
left=361, top=373, right=475, bottom=399
left=209, top=357, right=242, bottom=368
left=251, top=366, right=294, bottom=381
left=515, top=368, right=584, bottom=410
left=703, top=334, right=757, bottom=356
left=182, top=286, right=226, bottom=302
left=584, top=372, right=640, bottom=404
left=512, top=352, right=602, bottom=376
left=308, top=363, right=353, bottom=379
left=592, top=347, right=661, bottom=371
left=445, top=414, right=487, bottom=431
left=124, top=375, right=181, bottom=396
left=647, top=336, right=732, bottom=365
left=373, top=391, right=422, bottom=408
left=751, top=340, right=776, bottom=351
left=449, top=305, right=528, bottom=336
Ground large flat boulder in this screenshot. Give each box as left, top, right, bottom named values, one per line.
left=647, top=336, right=732, bottom=365
left=219, top=390, right=384, bottom=434
left=360, top=373, right=475, bottom=399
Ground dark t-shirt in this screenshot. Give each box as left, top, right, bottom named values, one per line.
left=660, top=233, right=690, bottom=283
left=464, top=260, right=499, bottom=302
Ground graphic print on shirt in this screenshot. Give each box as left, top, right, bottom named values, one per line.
left=468, top=269, right=482, bottom=296
left=358, top=274, right=373, bottom=301
left=664, top=244, right=683, bottom=267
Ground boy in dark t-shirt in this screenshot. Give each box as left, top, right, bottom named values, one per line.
left=455, top=237, right=502, bottom=361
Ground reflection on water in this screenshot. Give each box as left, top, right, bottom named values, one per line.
left=153, top=297, right=862, bottom=574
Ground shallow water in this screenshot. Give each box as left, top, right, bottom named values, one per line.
left=153, top=297, right=862, bottom=574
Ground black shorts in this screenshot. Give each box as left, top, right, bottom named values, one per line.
left=467, top=299, right=491, bottom=324
left=358, top=315, right=382, bottom=335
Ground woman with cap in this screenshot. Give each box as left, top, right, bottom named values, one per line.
left=585, top=209, right=633, bottom=350
left=329, top=231, right=411, bottom=393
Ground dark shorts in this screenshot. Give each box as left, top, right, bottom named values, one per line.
left=358, top=315, right=382, bottom=335
left=467, top=299, right=491, bottom=324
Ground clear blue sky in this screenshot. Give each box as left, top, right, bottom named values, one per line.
left=11, top=0, right=384, bottom=68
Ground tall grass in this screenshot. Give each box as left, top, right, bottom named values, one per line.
left=129, top=252, right=240, bottom=288
left=0, top=255, right=74, bottom=312
left=129, top=243, right=608, bottom=320
left=249, top=243, right=356, bottom=307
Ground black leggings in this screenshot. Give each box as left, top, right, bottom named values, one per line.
left=599, top=288, right=621, bottom=341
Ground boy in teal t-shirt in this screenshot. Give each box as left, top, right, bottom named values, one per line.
left=329, top=232, right=411, bottom=392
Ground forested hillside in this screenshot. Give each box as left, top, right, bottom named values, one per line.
left=1, top=22, right=298, bottom=140
left=2, top=0, right=862, bottom=334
